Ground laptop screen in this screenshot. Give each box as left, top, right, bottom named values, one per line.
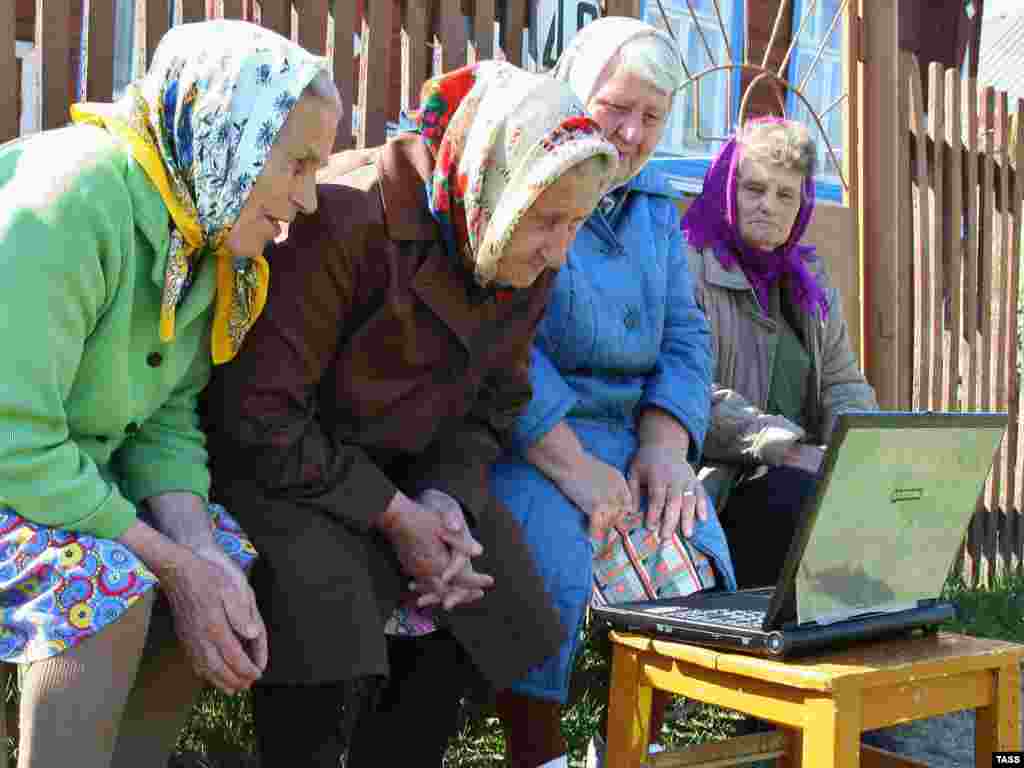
left=792, top=414, right=1005, bottom=626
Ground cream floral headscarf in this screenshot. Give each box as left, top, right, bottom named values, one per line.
left=71, top=20, right=330, bottom=363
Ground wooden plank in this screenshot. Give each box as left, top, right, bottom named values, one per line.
left=470, top=0, right=494, bottom=62
left=642, top=664, right=812, bottom=728
left=145, top=0, right=171, bottom=67
left=926, top=62, right=944, bottom=411
left=260, top=0, right=291, bottom=36
left=909, top=54, right=929, bottom=411
left=964, top=77, right=980, bottom=411
left=860, top=0, right=908, bottom=408
left=980, top=86, right=997, bottom=583
left=975, top=663, right=1022, bottom=762
left=799, top=692, right=862, bottom=768
left=994, top=90, right=1011, bottom=573
left=897, top=53, right=915, bottom=410
left=605, top=0, right=642, bottom=16
left=180, top=0, right=206, bottom=22
left=1012, top=100, right=1024, bottom=573
left=606, top=644, right=654, bottom=768
left=86, top=0, right=115, bottom=101
left=860, top=670, right=992, bottom=731
left=359, top=0, right=394, bottom=147
left=331, top=0, right=355, bottom=150
left=403, top=0, right=432, bottom=111
left=0, top=0, right=18, bottom=142
left=979, top=86, right=995, bottom=414
left=223, top=0, right=244, bottom=18
left=501, top=0, right=527, bottom=67
left=942, top=66, right=963, bottom=413
left=804, top=206, right=860, bottom=360
left=648, top=732, right=787, bottom=767
left=860, top=744, right=931, bottom=768
left=437, top=0, right=466, bottom=70
left=296, top=0, right=328, bottom=53
left=840, top=0, right=861, bottom=363
left=963, top=79, right=982, bottom=583
left=37, top=0, right=72, bottom=130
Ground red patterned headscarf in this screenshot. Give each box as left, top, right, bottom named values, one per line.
left=411, top=61, right=618, bottom=286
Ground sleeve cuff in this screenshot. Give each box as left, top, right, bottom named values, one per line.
left=72, top=490, right=138, bottom=540
left=118, top=461, right=211, bottom=508
left=508, top=390, right=578, bottom=454
left=636, top=396, right=707, bottom=463
left=325, top=454, right=400, bottom=532
left=745, top=415, right=807, bottom=465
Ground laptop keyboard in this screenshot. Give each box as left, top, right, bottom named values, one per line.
left=645, top=605, right=766, bottom=628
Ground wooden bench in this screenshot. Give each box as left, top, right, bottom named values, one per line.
left=606, top=630, right=1024, bottom=767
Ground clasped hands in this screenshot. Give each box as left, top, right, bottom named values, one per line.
left=559, top=441, right=710, bottom=541
left=381, top=488, right=494, bottom=611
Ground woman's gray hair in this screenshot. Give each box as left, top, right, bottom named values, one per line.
left=613, top=33, right=686, bottom=97
left=737, top=119, right=818, bottom=180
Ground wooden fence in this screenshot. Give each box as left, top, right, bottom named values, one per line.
left=0, top=0, right=647, bottom=149
left=897, top=52, right=1024, bottom=585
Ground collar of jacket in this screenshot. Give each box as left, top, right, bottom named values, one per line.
left=317, top=135, right=533, bottom=354
left=378, top=134, right=440, bottom=242
left=701, top=244, right=825, bottom=292
left=317, top=134, right=439, bottom=242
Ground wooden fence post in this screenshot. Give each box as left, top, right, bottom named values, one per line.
left=0, top=0, right=17, bottom=143
left=359, top=0, right=395, bottom=147
left=36, top=0, right=72, bottom=130
left=87, top=0, right=116, bottom=101
left=470, top=0, right=495, bottom=62
left=502, top=0, right=527, bottom=66
left=438, top=0, right=467, bottom=70
left=859, top=0, right=909, bottom=409
left=332, top=0, right=356, bottom=150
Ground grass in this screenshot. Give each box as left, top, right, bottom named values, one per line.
left=165, top=570, right=1024, bottom=767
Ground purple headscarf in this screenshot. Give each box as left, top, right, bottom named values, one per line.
left=681, top=119, right=829, bottom=319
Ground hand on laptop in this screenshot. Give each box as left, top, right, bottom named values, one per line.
left=780, top=443, right=825, bottom=474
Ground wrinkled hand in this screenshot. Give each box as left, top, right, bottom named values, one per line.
left=780, top=443, right=825, bottom=475
left=410, top=490, right=493, bottom=611
left=161, top=547, right=267, bottom=695
left=556, top=453, right=633, bottom=539
left=382, top=495, right=460, bottom=590
left=627, top=442, right=708, bottom=540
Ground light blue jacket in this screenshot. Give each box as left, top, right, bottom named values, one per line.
left=491, top=167, right=733, bottom=702
left=509, top=167, right=713, bottom=463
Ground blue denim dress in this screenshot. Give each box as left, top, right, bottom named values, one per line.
left=491, top=168, right=736, bottom=703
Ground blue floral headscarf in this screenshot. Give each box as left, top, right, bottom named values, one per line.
left=71, top=20, right=330, bottom=363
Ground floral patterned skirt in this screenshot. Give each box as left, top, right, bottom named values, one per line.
left=0, top=503, right=256, bottom=664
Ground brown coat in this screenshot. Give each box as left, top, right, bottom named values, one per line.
left=204, top=136, right=564, bottom=687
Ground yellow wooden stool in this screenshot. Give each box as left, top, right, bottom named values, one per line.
left=606, top=630, right=1024, bottom=767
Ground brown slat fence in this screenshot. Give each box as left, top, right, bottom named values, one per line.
left=0, top=0, right=560, bottom=151
left=900, top=52, right=1024, bottom=586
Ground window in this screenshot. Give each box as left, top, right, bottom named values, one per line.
left=787, top=0, right=845, bottom=202
left=641, top=0, right=745, bottom=194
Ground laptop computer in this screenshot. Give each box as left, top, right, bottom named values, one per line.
left=593, top=411, right=1007, bottom=657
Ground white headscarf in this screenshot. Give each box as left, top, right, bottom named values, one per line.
left=552, top=17, right=684, bottom=106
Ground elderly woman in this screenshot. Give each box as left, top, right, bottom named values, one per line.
left=0, top=20, right=340, bottom=768
left=485, top=19, right=737, bottom=768
left=682, top=117, right=878, bottom=591
left=204, top=61, right=618, bottom=767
